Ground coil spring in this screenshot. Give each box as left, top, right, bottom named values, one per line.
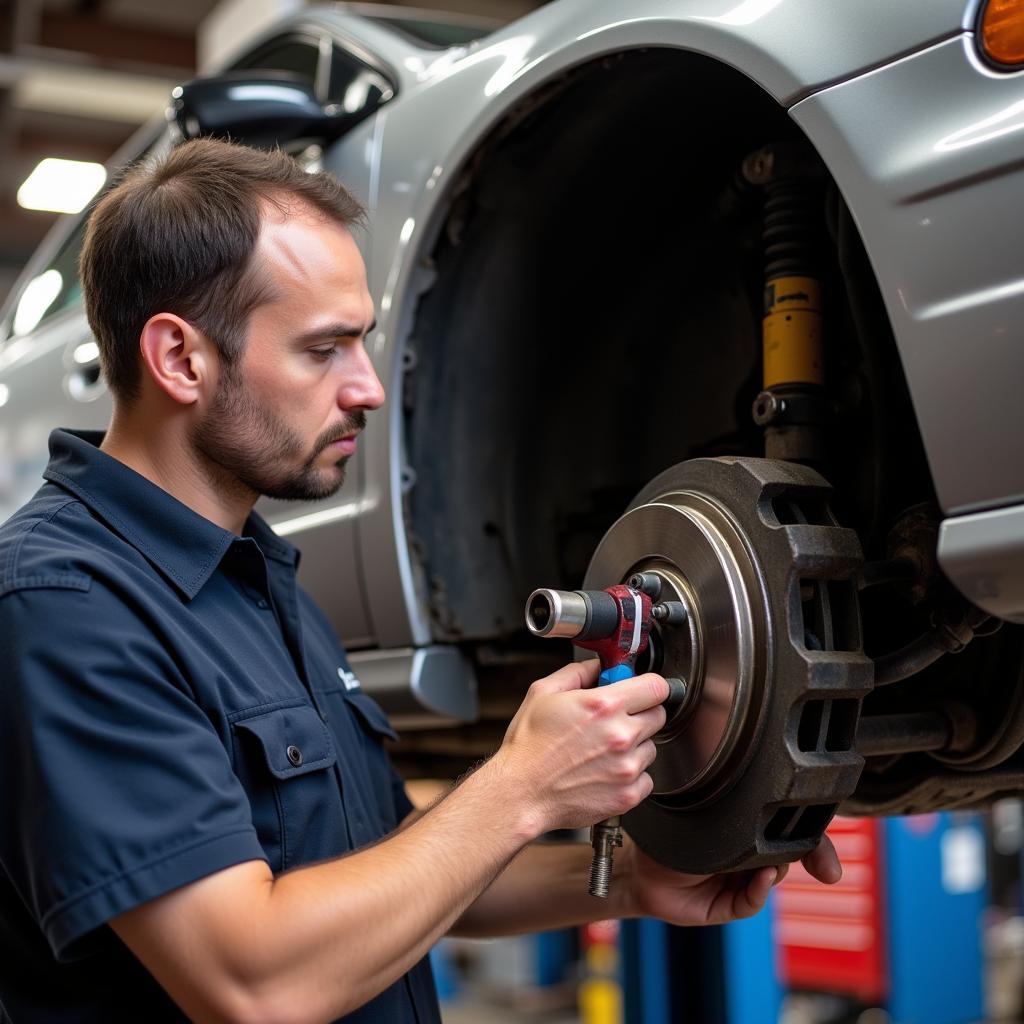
left=763, top=179, right=819, bottom=280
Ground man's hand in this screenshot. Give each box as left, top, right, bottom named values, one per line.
left=490, top=660, right=669, bottom=835
left=617, top=834, right=843, bottom=926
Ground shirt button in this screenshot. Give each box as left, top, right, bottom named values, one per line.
left=319, top=710, right=329, bottom=724
left=256, top=598, right=269, bottom=610
left=286, top=745, right=303, bottom=767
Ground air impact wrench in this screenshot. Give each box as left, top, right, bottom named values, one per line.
left=525, top=578, right=685, bottom=897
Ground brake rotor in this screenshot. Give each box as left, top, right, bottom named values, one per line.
left=583, top=457, right=873, bottom=873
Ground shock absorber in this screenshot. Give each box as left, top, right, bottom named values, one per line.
left=744, top=143, right=830, bottom=464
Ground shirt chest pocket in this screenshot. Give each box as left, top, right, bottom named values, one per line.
left=232, top=702, right=345, bottom=872
left=318, top=688, right=404, bottom=834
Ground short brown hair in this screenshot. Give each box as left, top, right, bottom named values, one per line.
left=79, top=138, right=365, bottom=401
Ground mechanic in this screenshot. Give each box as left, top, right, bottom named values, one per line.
left=0, top=138, right=840, bottom=1023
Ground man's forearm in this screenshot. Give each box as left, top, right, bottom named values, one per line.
left=260, top=763, right=536, bottom=1015
left=116, top=758, right=540, bottom=1024
left=113, top=663, right=668, bottom=1023
left=450, top=839, right=636, bottom=938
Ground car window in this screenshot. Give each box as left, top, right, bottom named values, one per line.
left=234, top=35, right=395, bottom=114
left=231, top=36, right=323, bottom=92
left=328, top=46, right=394, bottom=113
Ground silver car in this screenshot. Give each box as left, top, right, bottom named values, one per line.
left=2, top=0, right=1022, bottom=873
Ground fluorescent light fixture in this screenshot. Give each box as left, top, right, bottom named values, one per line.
left=18, top=158, right=106, bottom=214
left=0, top=384, right=9, bottom=409
left=13, top=269, right=63, bottom=336
left=15, top=68, right=172, bottom=124
left=73, top=341, right=100, bottom=365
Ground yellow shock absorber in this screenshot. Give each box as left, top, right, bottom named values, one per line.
left=763, top=275, right=823, bottom=388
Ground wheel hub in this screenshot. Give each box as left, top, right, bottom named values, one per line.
left=585, top=493, right=766, bottom=801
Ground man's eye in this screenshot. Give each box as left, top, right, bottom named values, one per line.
left=310, top=347, right=335, bottom=361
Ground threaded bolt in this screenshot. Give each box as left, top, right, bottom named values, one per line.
left=589, top=854, right=613, bottom=898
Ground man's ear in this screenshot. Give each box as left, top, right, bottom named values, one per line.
left=138, top=313, right=214, bottom=406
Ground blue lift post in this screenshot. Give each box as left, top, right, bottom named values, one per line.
left=883, top=812, right=987, bottom=1024
left=621, top=919, right=671, bottom=1024
left=721, top=895, right=783, bottom=1024
left=620, top=899, right=782, bottom=1024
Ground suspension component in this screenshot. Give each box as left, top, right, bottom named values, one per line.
left=743, top=143, right=830, bottom=465
left=856, top=713, right=952, bottom=757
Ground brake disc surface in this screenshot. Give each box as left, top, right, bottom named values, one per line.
left=583, top=457, right=873, bottom=873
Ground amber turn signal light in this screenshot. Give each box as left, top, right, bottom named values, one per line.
left=980, top=0, right=1024, bottom=67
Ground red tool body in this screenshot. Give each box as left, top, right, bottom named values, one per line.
left=524, top=581, right=660, bottom=897
left=574, top=584, right=655, bottom=685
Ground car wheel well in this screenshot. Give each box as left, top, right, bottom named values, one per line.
left=404, top=47, right=907, bottom=639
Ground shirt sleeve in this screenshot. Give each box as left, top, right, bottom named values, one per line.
left=0, top=580, right=267, bottom=962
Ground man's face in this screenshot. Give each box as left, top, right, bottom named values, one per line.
left=191, top=202, right=384, bottom=502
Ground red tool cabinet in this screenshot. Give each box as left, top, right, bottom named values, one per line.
left=774, top=816, right=888, bottom=1003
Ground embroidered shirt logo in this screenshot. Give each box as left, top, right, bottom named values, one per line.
left=338, top=667, right=361, bottom=692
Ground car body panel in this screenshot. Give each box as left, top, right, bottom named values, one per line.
left=347, top=644, right=479, bottom=726
left=791, top=35, right=1024, bottom=516
left=939, top=506, right=1024, bottom=625
left=409, top=0, right=969, bottom=107
left=790, top=33, right=1024, bottom=623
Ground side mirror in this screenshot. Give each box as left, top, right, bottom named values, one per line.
left=168, top=71, right=355, bottom=149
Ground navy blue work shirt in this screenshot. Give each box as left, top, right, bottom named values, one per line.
left=0, top=429, right=440, bottom=1023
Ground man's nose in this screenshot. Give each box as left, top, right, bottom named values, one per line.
left=339, top=345, right=386, bottom=412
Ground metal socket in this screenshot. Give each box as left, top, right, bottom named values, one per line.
left=525, top=588, right=588, bottom=639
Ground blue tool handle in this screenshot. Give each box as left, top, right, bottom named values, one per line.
left=599, top=663, right=634, bottom=685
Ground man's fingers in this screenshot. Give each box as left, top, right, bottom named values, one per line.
left=741, top=867, right=777, bottom=916
left=615, top=673, right=670, bottom=714
left=630, top=705, right=667, bottom=743
left=710, top=867, right=775, bottom=923
left=533, top=667, right=668, bottom=708
left=531, top=658, right=601, bottom=695
left=802, top=835, right=842, bottom=884
left=637, top=739, right=658, bottom=773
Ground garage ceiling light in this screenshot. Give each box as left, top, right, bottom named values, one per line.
left=12, top=270, right=63, bottom=336
left=17, top=158, right=106, bottom=214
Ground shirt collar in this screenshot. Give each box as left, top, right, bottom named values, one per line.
left=43, top=429, right=300, bottom=600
